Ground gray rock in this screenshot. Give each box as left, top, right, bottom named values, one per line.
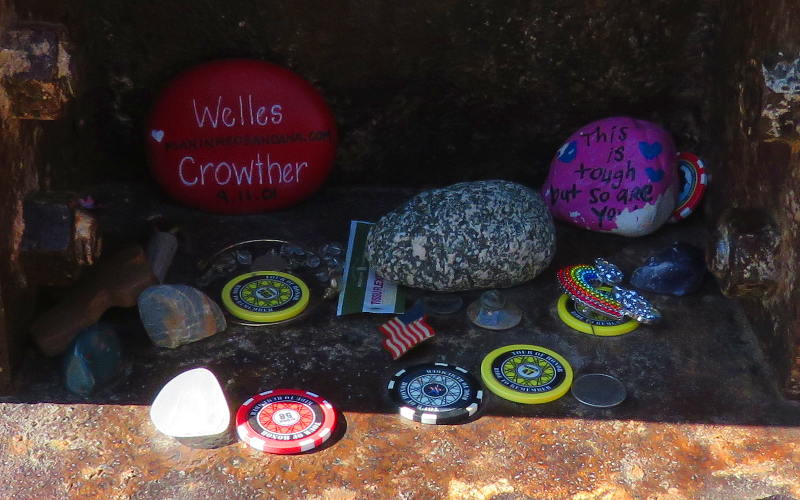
left=138, top=285, right=227, bottom=348
left=366, top=180, right=556, bottom=291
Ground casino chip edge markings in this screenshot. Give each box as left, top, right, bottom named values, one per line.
left=236, top=388, right=337, bottom=454
left=387, top=362, right=484, bottom=425
left=222, top=270, right=310, bottom=323
left=670, top=151, right=708, bottom=222
left=480, top=344, right=574, bottom=404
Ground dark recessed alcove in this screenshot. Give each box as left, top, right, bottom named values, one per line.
left=1, top=1, right=799, bottom=498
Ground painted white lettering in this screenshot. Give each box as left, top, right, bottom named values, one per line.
left=256, top=106, right=268, bottom=126
left=178, top=156, right=198, bottom=185
left=200, top=162, right=214, bottom=185
left=221, top=107, right=236, bottom=127
left=214, top=162, right=232, bottom=185
left=179, top=154, right=305, bottom=188
left=271, top=104, right=283, bottom=124
left=294, top=161, right=307, bottom=183
left=282, top=164, right=294, bottom=183
left=267, top=155, right=281, bottom=184
left=256, top=153, right=265, bottom=184
left=232, top=160, right=254, bottom=185
left=192, top=96, right=283, bottom=128
left=192, top=96, right=222, bottom=128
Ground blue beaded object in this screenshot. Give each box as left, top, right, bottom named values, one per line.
left=594, top=258, right=624, bottom=285
left=612, top=286, right=662, bottom=323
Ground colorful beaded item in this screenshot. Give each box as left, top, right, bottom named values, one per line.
left=557, top=265, right=624, bottom=319
left=557, top=259, right=661, bottom=324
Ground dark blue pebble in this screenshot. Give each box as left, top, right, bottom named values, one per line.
left=630, top=242, right=706, bottom=296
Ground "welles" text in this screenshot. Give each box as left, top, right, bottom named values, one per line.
left=192, top=95, right=283, bottom=129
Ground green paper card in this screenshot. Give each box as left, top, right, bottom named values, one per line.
left=337, top=220, right=405, bottom=315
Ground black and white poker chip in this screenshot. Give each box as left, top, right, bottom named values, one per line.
left=387, top=363, right=483, bottom=424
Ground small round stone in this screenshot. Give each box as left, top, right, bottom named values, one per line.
left=235, top=250, right=253, bottom=265
left=281, top=243, right=305, bottom=258
left=320, top=242, right=344, bottom=257
left=323, top=255, right=342, bottom=268
left=216, top=253, right=238, bottom=273
left=304, top=253, right=321, bottom=269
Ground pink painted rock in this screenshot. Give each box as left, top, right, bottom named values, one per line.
left=542, top=117, right=678, bottom=237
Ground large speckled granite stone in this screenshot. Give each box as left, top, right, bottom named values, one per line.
left=366, top=180, right=556, bottom=291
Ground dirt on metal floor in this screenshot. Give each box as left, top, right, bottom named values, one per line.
left=1, top=185, right=799, bottom=499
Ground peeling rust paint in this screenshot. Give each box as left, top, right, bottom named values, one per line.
left=708, top=208, right=779, bottom=298
left=0, top=405, right=798, bottom=499
left=709, top=0, right=800, bottom=399
left=0, top=22, right=74, bottom=120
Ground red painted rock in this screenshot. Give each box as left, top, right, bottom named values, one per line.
left=146, top=59, right=337, bottom=214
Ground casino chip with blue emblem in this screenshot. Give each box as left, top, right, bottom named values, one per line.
left=387, top=363, right=484, bottom=424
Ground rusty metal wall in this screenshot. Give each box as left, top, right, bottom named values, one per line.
left=707, top=0, right=800, bottom=398
left=0, top=1, right=44, bottom=391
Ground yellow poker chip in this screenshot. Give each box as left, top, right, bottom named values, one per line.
left=222, top=271, right=310, bottom=323
left=480, top=344, right=573, bottom=404
left=556, top=293, right=639, bottom=336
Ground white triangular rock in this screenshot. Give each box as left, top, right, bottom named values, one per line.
left=150, top=367, right=230, bottom=438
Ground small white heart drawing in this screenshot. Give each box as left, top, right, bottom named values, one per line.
left=151, top=129, right=165, bottom=142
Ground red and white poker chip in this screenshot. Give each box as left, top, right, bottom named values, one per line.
left=670, top=152, right=708, bottom=222
left=236, top=389, right=337, bottom=454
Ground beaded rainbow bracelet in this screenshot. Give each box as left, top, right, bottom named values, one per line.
left=557, top=259, right=661, bottom=324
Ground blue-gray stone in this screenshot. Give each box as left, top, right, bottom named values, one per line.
left=138, top=285, right=226, bottom=348
left=366, top=180, right=556, bottom=291
left=63, top=323, right=123, bottom=396
left=630, top=242, right=706, bottom=296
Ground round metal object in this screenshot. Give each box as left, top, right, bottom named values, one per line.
left=570, top=373, right=627, bottom=408
left=556, top=292, right=638, bottom=336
